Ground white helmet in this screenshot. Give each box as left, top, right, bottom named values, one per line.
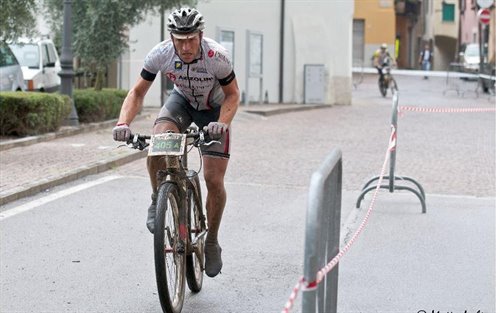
left=381, top=43, right=388, bottom=49
left=167, top=8, right=205, bottom=39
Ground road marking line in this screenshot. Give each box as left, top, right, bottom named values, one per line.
left=0, top=175, right=121, bottom=221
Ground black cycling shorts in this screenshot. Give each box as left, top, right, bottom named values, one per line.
left=155, top=90, right=230, bottom=159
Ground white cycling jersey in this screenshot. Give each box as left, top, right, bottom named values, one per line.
left=141, top=37, right=235, bottom=111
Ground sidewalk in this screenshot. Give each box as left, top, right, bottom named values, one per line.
left=0, top=103, right=329, bottom=206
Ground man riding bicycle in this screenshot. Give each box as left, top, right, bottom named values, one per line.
left=372, top=43, right=395, bottom=83
left=112, top=7, right=240, bottom=278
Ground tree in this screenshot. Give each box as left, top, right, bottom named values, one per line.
left=0, top=0, right=37, bottom=42
left=43, top=0, right=194, bottom=90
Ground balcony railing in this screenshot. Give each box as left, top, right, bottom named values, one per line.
left=395, top=0, right=420, bottom=16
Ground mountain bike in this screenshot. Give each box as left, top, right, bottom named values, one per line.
left=127, top=127, right=217, bottom=313
left=378, top=59, right=398, bottom=97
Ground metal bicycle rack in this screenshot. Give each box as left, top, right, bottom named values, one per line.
left=356, top=92, right=426, bottom=213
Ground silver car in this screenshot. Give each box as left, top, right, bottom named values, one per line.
left=0, top=42, right=25, bottom=91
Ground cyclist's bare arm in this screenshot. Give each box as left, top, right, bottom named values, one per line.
left=218, top=77, right=240, bottom=126
left=117, top=77, right=154, bottom=125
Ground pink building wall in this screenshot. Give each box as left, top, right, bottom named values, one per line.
left=460, top=0, right=479, bottom=45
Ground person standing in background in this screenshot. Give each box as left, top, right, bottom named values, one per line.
left=419, top=43, right=432, bottom=79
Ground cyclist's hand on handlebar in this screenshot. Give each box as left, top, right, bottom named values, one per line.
left=204, top=122, right=227, bottom=140
left=113, top=123, right=131, bottom=141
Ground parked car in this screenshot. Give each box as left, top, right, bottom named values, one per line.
left=459, top=43, right=480, bottom=73
left=0, top=41, right=25, bottom=91
left=9, top=38, right=61, bottom=92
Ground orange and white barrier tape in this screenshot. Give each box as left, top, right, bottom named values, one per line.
left=399, top=106, right=495, bottom=114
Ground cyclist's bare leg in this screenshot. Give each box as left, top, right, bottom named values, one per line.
left=145, top=121, right=180, bottom=233
left=202, top=155, right=228, bottom=277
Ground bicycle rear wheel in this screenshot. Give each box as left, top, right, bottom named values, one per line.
left=186, top=170, right=206, bottom=292
left=154, top=183, right=186, bottom=313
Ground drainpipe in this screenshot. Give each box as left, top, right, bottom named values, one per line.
left=279, top=0, right=285, bottom=103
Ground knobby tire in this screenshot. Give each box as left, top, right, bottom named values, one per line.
left=185, top=170, right=205, bottom=292
left=379, top=79, right=387, bottom=97
left=154, top=183, right=186, bottom=313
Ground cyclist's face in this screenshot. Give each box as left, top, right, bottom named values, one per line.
left=173, top=33, right=202, bottom=63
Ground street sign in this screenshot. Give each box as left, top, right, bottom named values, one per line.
left=476, top=0, right=494, bottom=8
left=478, top=8, right=491, bottom=25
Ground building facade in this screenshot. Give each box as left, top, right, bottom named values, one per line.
left=118, top=0, right=354, bottom=107
left=395, top=0, right=425, bottom=69
left=422, top=0, right=460, bottom=70
left=352, top=0, right=396, bottom=67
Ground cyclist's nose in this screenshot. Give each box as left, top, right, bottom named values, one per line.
left=181, top=41, right=192, bottom=52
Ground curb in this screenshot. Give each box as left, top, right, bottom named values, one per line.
left=243, top=104, right=331, bottom=116
left=0, top=149, right=147, bottom=206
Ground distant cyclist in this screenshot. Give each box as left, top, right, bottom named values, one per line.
left=112, top=7, right=240, bottom=278
left=372, top=43, right=395, bottom=82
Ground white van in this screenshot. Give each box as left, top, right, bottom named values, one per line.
left=0, top=41, right=25, bottom=91
left=9, top=38, right=61, bottom=92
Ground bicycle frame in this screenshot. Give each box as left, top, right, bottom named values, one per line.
left=155, top=141, right=207, bottom=251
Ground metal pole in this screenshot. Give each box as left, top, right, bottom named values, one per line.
left=278, top=0, right=285, bottom=103
left=389, top=91, right=398, bottom=192
left=59, top=0, right=79, bottom=126
left=478, top=20, right=484, bottom=74
left=245, top=30, right=250, bottom=106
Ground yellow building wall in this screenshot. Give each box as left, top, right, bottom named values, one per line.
left=354, top=0, right=395, bottom=45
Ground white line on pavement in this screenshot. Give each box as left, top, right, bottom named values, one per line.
left=0, top=175, right=122, bottom=221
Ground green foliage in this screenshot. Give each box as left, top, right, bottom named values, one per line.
left=0, top=0, right=38, bottom=42
left=0, top=89, right=127, bottom=136
left=73, top=88, right=128, bottom=123
left=0, top=92, right=71, bottom=136
left=42, top=0, right=195, bottom=90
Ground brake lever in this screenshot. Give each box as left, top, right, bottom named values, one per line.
left=199, top=131, right=221, bottom=147
left=203, top=140, right=221, bottom=147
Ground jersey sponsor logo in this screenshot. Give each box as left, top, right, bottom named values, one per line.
left=178, top=75, right=214, bottom=82
left=208, top=49, right=215, bottom=58
left=192, top=67, right=208, bottom=74
left=215, top=51, right=231, bottom=65
left=175, top=61, right=182, bottom=70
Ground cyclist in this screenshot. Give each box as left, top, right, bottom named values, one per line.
left=372, top=43, right=395, bottom=83
left=112, top=7, right=240, bottom=278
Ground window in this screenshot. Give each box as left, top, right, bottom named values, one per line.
left=47, top=44, right=57, bottom=65
left=218, top=30, right=235, bottom=62
left=443, top=3, right=455, bottom=21
left=42, top=44, right=49, bottom=66
left=0, top=43, right=19, bottom=67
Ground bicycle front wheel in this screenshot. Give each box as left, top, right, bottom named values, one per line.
left=154, top=183, right=186, bottom=313
left=186, top=170, right=205, bottom=292
left=379, top=79, right=387, bottom=97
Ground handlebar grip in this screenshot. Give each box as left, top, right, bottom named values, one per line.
left=127, top=134, right=150, bottom=151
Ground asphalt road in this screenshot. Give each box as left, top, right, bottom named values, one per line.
left=0, top=75, right=496, bottom=312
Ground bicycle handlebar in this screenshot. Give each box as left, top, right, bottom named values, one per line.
left=126, top=129, right=219, bottom=151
